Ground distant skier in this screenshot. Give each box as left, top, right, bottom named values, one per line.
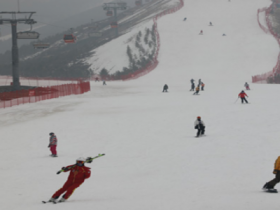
left=198, top=79, right=202, bottom=86
left=103, top=80, right=107, bottom=85
left=190, top=79, right=195, bottom=91
left=48, top=133, right=57, bottom=157
left=183, top=17, right=187, bottom=21
left=193, top=86, right=200, bottom=95
left=194, top=116, right=205, bottom=137
left=263, top=156, right=280, bottom=193
left=190, top=83, right=195, bottom=91
left=244, top=82, right=250, bottom=90
left=201, top=82, right=205, bottom=91
left=95, top=77, right=99, bottom=82
left=199, top=30, right=203, bottom=35
left=209, top=22, right=213, bottom=26
left=48, top=157, right=91, bottom=202
left=222, top=34, right=226, bottom=36
left=163, top=84, right=168, bottom=92
left=238, top=90, right=248, bottom=104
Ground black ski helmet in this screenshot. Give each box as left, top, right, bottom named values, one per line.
left=49, top=132, right=54, bottom=136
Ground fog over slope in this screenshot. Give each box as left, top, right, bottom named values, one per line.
left=0, top=0, right=138, bottom=53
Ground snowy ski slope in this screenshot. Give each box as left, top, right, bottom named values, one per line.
left=1, top=0, right=280, bottom=210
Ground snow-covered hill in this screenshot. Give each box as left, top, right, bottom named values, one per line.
left=1, top=0, right=280, bottom=210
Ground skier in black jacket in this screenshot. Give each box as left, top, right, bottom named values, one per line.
left=163, top=84, right=168, bottom=92
left=194, top=116, right=205, bottom=137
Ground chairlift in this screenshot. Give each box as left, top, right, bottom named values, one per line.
left=91, top=32, right=102, bottom=37
left=63, top=28, right=76, bottom=43
left=135, top=0, right=142, bottom=6
left=107, top=11, right=113, bottom=16
left=110, top=22, right=118, bottom=28
left=63, top=34, right=76, bottom=43
left=17, top=31, right=40, bottom=39
left=33, top=41, right=50, bottom=49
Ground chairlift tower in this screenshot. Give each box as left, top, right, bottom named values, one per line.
left=103, top=2, right=127, bottom=37
left=0, top=11, right=37, bottom=90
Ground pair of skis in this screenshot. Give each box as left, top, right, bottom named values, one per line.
left=56, top=153, right=105, bottom=174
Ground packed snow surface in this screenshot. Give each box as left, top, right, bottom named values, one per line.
left=1, top=0, right=280, bottom=210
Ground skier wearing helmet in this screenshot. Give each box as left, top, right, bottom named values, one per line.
left=194, top=116, right=205, bottom=137
left=48, top=157, right=91, bottom=202
left=48, top=133, right=57, bottom=157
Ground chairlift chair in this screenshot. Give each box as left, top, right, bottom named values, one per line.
left=63, top=34, right=76, bottom=43
left=107, top=11, right=113, bottom=16
left=33, top=41, right=50, bottom=49
left=110, top=22, right=118, bottom=28
left=135, top=0, right=142, bottom=6
left=92, top=32, right=102, bottom=37
left=17, top=31, right=40, bottom=39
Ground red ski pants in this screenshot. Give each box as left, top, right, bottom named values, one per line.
left=52, top=181, right=83, bottom=200
left=50, top=145, right=57, bottom=155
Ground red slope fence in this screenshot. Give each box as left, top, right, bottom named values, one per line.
left=252, top=4, right=280, bottom=83
left=121, top=0, right=185, bottom=81
left=0, top=81, right=90, bottom=109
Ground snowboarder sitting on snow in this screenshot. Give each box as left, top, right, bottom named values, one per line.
left=48, top=157, right=91, bottom=203
left=193, top=86, right=200, bottom=95
left=48, top=133, right=57, bottom=157
left=201, top=82, right=205, bottom=91
left=194, top=116, right=205, bottom=137
left=263, top=156, right=280, bottom=192
left=244, top=82, right=250, bottom=90
left=222, top=34, right=226, bottom=36
left=163, top=84, right=168, bottom=92
left=238, top=90, right=248, bottom=104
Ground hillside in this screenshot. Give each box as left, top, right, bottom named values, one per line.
left=0, top=0, right=175, bottom=79
left=1, top=0, right=280, bottom=210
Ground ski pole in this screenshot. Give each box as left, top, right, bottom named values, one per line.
left=56, top=153, right=105, bottom=174
left=234, top=97, right=239, bottom=104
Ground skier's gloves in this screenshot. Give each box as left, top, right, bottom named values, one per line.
left=86, top=157, right=93, bottom=163
left=273, top=169, right=279, bottom=174
left=62, top=167, right=66, bottom=170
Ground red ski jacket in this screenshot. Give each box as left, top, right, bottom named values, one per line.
left=64, top=165, right=91, bottom=183
left=238, top=92, right=248, bottom=98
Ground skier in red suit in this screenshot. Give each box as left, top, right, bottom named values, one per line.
left=49, top=157, right=91, bottom=202
left=238, top=90, right=248, bottom=104
left=48, top=132, right=57, bottom=157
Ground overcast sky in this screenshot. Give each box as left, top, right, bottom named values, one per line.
left=0, top=0, right=136, bottom=23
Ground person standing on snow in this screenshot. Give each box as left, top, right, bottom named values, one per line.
left=103, top=80, right=107, bottom=85
left=244, top=82, right=250, bottom=90
left=199, top=30, right=203, bottom=35
left=163, top=84, right=168, bottom=92
left=209, top=22, right=213, bottom=26
left=194, top=116, right=205, bottom=137
left=263, top=156, right=280, bottom=192
left=183, top=17, right=187, bottom=21
left=238, top=90, right=248, bottom=104
left=193, top=86, right=200, bottom=95
left=190, top=79, right=195, bottom=91
left=48, top=157, right=91, bottom=202
left=48, top=133, right=57, bottom=157
left=201, top=82, right=205, bottom=91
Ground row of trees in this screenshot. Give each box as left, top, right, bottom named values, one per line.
left=98, top=24, right=157, bottom=80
